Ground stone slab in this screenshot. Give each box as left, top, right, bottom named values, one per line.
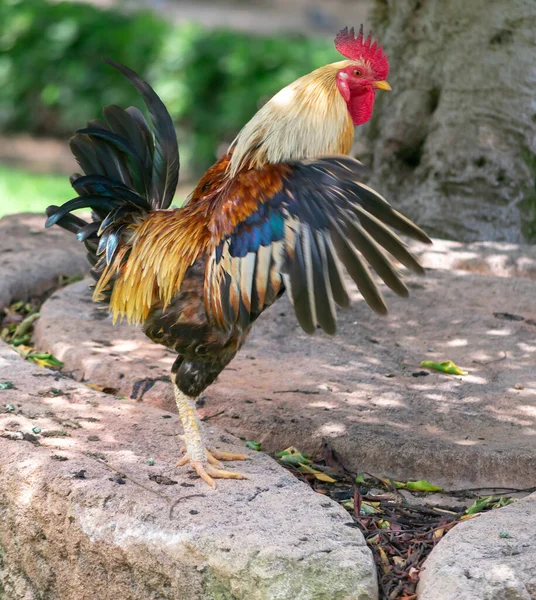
left=0, top=341, right=377, bottom=600
left=34, top=268, right=536, bottom=490
left=418, top=493, right=536, bottom=600
left=0, top=213, right=88, bottom=311
left=410, top=238, right=536, bottom=281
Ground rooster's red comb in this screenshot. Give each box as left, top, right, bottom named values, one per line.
left=335, top=25, right=389, bottom=80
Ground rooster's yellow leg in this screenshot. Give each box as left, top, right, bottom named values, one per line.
left=173, top=384, right=248, bottom=488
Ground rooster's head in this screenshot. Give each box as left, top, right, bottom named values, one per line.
left=334, top=26, right=391, bottom=126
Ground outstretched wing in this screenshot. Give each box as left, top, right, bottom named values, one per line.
left=205, top=155, right=431, bottom=334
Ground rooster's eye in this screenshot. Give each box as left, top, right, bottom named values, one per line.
left=353, top=69, right=362, bottom=77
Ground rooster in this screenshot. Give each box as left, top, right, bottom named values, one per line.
left=46, top=26, right=431, bottom=488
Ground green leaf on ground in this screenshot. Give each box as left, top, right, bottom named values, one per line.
left=12, top=345, right=63, bottom=369
left=276, top=446, right=311, bottom=466
left=342, top=498, right=381, bottom=515
left=420, top=360, right=468, bottom=375
left=465, top=495, right=514, bottom=515
left=0, top=381, right=14, bottom=390
left=405, top=479, right=443, bottom=492
left=245, top=441, right=261, bottom=451
left=29, top=353, right=64, bottom=369
left=499, top=531, right=513, bottom=539
left=361, top=501, right=381, bottom=515
left=465, top=496, right=495, bottom=514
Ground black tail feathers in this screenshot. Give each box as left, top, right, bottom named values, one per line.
left=45, top=59, right=180, bottom=294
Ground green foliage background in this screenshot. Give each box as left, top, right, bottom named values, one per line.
left=0, top=165, right=71, bottom=217
left=0, top=0, right=337, bottom=176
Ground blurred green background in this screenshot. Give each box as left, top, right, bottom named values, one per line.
left=0, top=0, right=351, bottom=217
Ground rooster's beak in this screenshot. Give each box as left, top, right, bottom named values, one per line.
left=373, top=80, right=391, bottom=91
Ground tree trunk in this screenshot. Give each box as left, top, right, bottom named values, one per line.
left=363, top=0, right=536, bottom=242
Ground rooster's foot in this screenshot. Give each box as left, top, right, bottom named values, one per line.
left=177, top=439, right=249, bottom=467
left=174, top=385, right=249, bottom=488
left=176, top=453, right=248, bottom=488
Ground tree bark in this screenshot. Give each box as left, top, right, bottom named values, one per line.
left=364, top=0, right=536, bottom=242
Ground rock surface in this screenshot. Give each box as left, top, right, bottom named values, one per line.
left=34, top=267, right=536, bottom=490
left=0, top=342, right=378, bottom=600
left=418, top=493, right=536, bottom=600
left=410, top=238, right=536, bottom=281
left=0, top=213, right=88, bottom=311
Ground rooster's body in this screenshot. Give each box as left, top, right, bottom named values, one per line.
left=46, top=27, right=431, bottom=487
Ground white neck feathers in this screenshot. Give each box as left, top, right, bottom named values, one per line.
left=227, top=60, right=355, bottom=178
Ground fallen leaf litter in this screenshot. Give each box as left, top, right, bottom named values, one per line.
left=272, top=442, right=531, bottom=600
